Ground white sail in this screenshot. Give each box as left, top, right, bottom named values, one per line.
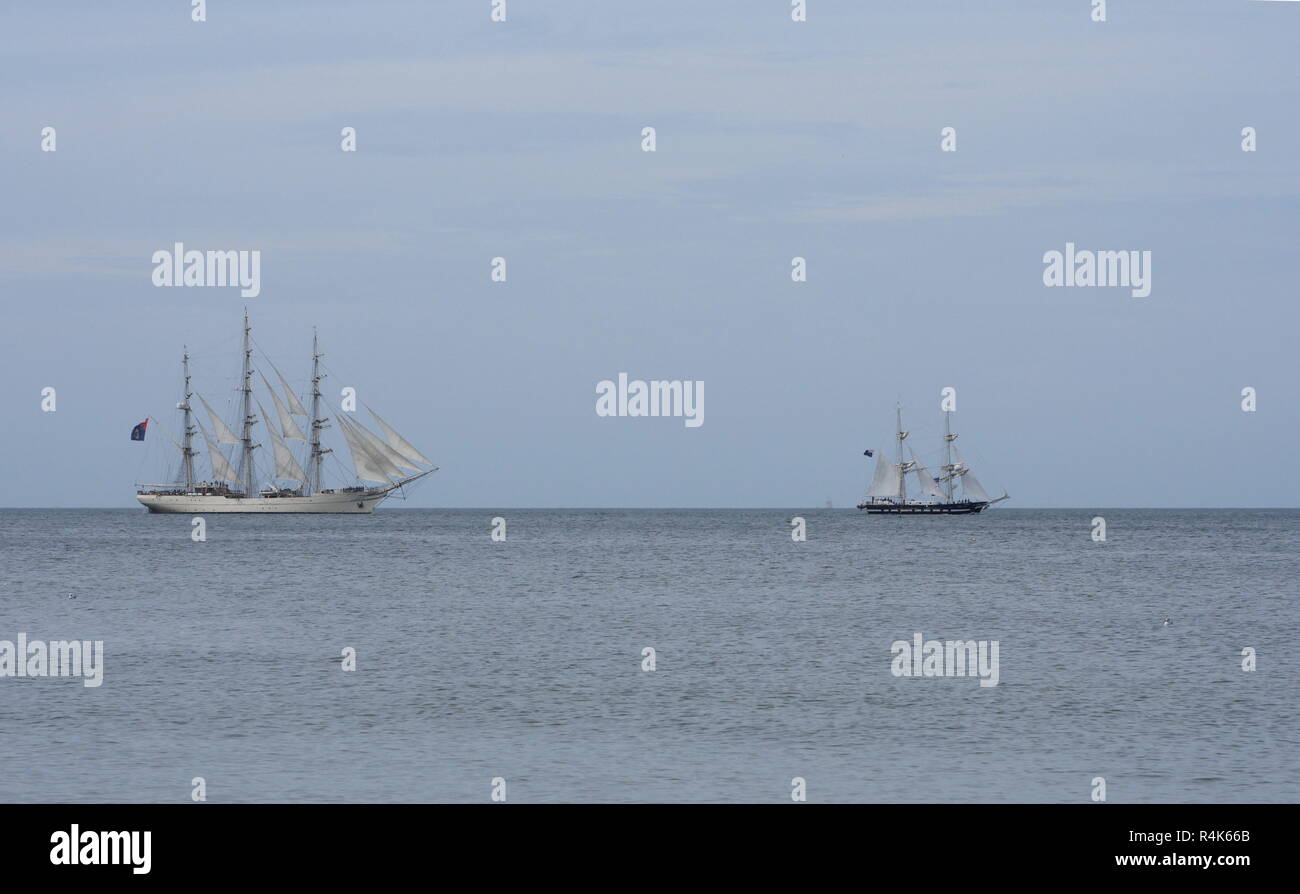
left=951, top=446, right=991, bottom=501
left=348, top=414, right=420, bottom=474
left=197, top=420, right=239, bottom=483
left=269, top=429, right=306, bottom=483
left=366, top=405, right=433, bottom=466
left=198, top=395, right=240, bottom=445
left=962, top=469, right=991, bottom=502
left=257, top=401, right=307, bottom=483
left=336, top=413, right=400, bottom=483
left=865, top=455, right=902, bottom=499
left=260, top=373, right=306, bottom=440
left=908, top=449, right=947, bottom=500
left=139, top=315, right=442, bottom=514
left=277, top=371, right=309, bottom=417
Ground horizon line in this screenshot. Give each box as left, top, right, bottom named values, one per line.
left=2, top=505, right=1298, bottom=512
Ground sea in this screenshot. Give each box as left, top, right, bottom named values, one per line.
left=0, top=508, right=1295, bottom=803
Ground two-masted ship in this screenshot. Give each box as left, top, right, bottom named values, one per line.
left=857, top=406, right=1007, bottom=515
left=135, top=312, right=435, bottom=513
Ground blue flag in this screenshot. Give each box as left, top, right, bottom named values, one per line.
left=863, top=449, right=874, bottom=457
left=130, top=419, right=148, bottom=441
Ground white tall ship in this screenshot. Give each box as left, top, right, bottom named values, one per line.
left=136, top=312, right=435, bottom=514
left=857, top=405, right=1007, bottom=515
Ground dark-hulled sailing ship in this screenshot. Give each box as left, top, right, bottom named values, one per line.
left=857, top=406, right=1007, bottom=515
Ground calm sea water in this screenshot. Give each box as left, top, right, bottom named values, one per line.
left=0, top=508, right=1294, bottom=803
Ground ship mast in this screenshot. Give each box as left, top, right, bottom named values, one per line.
left=240, top=310, right=256, bottom=496
left=180, top=348, right=196, bottom=490
left=943, top=410, right=955, bottom=502
left=307, top=329, right=327, bottom=495
left=896, top=404, right=907, bottom=503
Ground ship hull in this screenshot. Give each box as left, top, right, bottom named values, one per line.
left=137, top=491, right=390, bottom=514
left=857, top=501, right=988, bottom=515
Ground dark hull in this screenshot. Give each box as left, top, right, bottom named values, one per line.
left=857, top=501, right=988, bottom=515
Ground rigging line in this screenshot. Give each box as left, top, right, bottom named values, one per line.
left=247, top=333, right=297, bottom=384
left=184, top=332, right=242, bottom=363
left=134, top=440, right=153, bottom=485
left=316, top=358, right=368, bottom=404
left=316, top=358, right=348, bottom=402
left=325, top=448, right=355, bottom=486
left=147, top=415, right=184, bottom=452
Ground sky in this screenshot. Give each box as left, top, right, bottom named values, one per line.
left=1, top=0, right=1297, bottom=508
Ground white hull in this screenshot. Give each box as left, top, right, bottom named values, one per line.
left=137, top=490, right=389, bottom=514
left=137, top=316, right=437, bottom=514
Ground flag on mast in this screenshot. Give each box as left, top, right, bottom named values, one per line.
left=130, top=419, right=149, bottom=441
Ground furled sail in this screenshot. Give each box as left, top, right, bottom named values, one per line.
left=259, top=373, right=305, bottom=440
left=257, top=400, right=307, bottom=483
left=198, top=395, right=240, bottom=445
left=336, top=413, right=400, bottom=483
left=366, top=405, right=433, bottom=466
left=865, top=455, right=902, bottom=499
left=348, top=414, right=420, bottom=474
left=277, top=371, right=309, bottom=417
left=908, top=449, right=946, bottom=500
left=197, top=420, right=239, bottom=482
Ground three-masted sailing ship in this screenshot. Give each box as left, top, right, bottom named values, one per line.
left=135, top=312, right=435, bottom=513
left=857, top=406, right=1007, bottom=515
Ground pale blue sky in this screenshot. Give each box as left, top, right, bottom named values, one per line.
left=2, top=1, right=1296, bottom=507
